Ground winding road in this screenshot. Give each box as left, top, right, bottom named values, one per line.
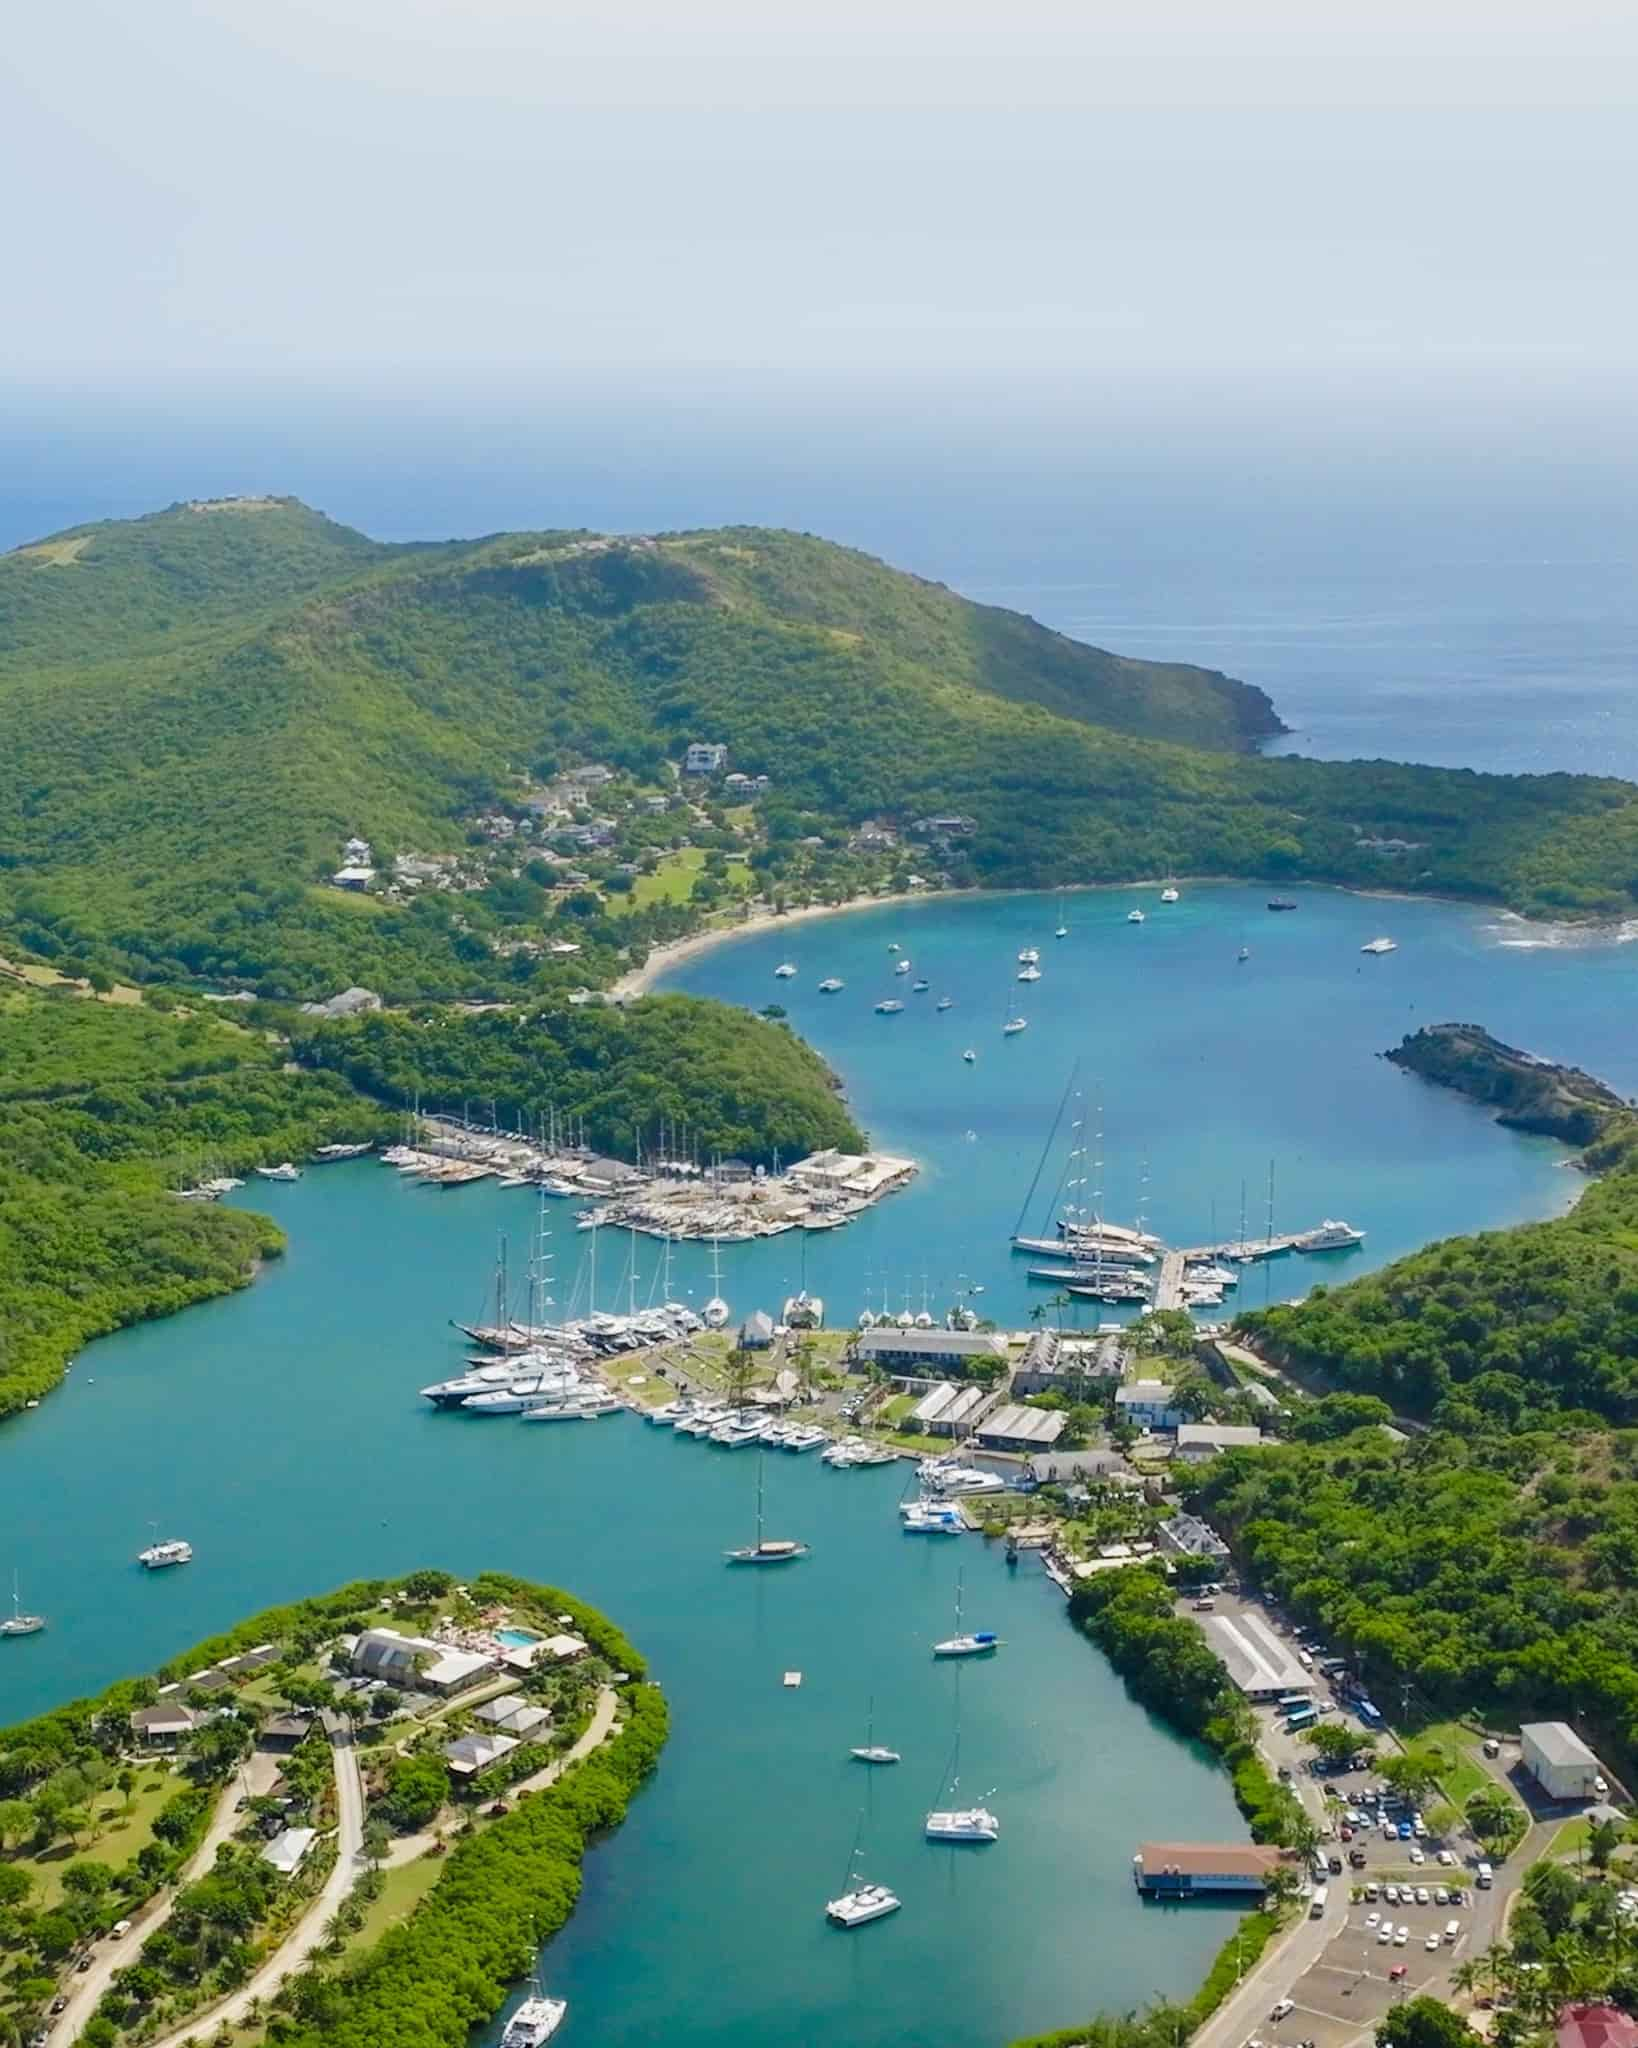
left=47, top=1756, right=276, bottom=2048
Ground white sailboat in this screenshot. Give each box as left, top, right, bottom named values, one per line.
left=724, top=1453, right=809, bottom=1564
left=932, top=1569, right=1001, bottom=1658
left=0, top=1571, right=44, bottom=1638
left=702, top=1236, right=730, bottom=1330
left=850, top=1697, right=900, bottom=1765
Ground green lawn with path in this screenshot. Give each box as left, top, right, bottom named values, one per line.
left=1401, top=1719, right=1488, bottom=1808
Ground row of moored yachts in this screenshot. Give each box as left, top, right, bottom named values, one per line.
left=648, top=1399, right=893, bottom=1461
left=420, top=1301, right=711, bottom=1417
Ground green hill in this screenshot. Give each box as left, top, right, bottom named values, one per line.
left=3, top=500, right=1637, bottom=998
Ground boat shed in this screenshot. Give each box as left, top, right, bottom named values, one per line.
left=1196, top=1609, right=1313, bottom=1700
left=854, top=1328, right=1009, bottom=1374
left=1521, top=1722, right=1605, bottom=1801
left=972, top=1402, right=1067, bottom=1451
left=911, top=1382, right=959, bottom=1427
left=1133, top=1842, right=1285, bottom=1897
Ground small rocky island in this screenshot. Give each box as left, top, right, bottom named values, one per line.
left=1384, top=1021, right=1632, bottom=1148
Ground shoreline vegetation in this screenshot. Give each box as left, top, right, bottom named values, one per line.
left=0, top=1570, right=662, bottom=2048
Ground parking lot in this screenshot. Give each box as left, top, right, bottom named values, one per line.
left=1184, top=1588, right=1492, bottom=2048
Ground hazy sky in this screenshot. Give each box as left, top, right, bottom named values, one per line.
left=7, top=0, right=1636, bottom=408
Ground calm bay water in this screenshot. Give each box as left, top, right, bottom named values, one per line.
left=2, top=883, right=1635, bottom=2045
left=659, top=883, right=1636, bottom=1332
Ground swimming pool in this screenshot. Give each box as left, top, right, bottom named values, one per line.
left=495, top=1626, right=542, bottom=1648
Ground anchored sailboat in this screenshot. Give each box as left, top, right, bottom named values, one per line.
left=0, top=1571, right=44, bottom=1638
left=932, top=1568, right=1001, bottom=1658
left=724, top=1453, right=809, bottom=1564
left=850, top=1696, right=901, bottom=1765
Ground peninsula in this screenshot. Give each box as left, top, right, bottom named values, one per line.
left=3, top=1569, right=663, bottom=2048
left=1384, top=1020, right=1635, bottom=1149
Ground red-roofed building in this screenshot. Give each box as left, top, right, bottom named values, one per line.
left=1558, top=2004, right=1638, bottom=2048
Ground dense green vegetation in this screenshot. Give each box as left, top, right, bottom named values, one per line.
left=4, top=500, right=1637, bottom=1002
left=0, top=1570, right=654, bottom=2048
left=274, top=1673, right=666, bottom=2048
left=0, top=989, right=391, bottom=1418
left=1385, top=1023, right=1638, bottom=1148
left=1190, top=1419, right=1638, bottom=1776
left=1242, top=1145, right=1638, bottom=1427
left=297, top=994, right=864, bottom=1166
left=1068, top=1566, right=1308, bottom=1848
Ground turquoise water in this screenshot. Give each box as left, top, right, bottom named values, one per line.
left=495, top=1626, right=542, bottom=1648
left=2, top=881, right=1634, bottom=2045
left=659, top=883, right=1636, bottom=1330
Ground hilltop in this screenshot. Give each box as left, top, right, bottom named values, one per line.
left=2, top=497, right=1638, bottom=999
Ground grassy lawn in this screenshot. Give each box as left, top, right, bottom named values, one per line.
left=19, top=1770, right=177, bottom=1908
left=881, top=1393, right=916, bottom=1424
left=336, top=1854, right=445, bottom=1962
left=1401, top=1720, right=1489, bottom=1808
left=304, top=883, right=388, bottom=914
left=1550, top=1817, right=1591, bottom=1862
left=606, top=849, right=754, bottom=918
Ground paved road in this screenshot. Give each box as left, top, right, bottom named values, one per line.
left=143, top=1725, right=364, bottom=2048
left=381, top=1687, right=621, bottom=1871
left=1195, top=1906, right=1338, bottom=2048
left=48, top=1757, right=277, bottom=2048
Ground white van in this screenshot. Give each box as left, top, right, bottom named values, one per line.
left=1445, top=1920, right=1461, bottom=1944
left=1476, top=1862, right=1494, bottom=1889
left=1310, top=1884, right=1329, bottom=1919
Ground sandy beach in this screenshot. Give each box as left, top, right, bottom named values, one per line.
left=610, top=890, right=934, bottom=999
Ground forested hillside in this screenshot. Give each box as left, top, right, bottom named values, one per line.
left=1242, top=1042, right=1638, bottom=1427
left=3, top=500, right=1637, bottom=999
left=0, top=989, right=389, bottom=1417
left=1191, top=1419, right=1638, bottom=1775
left=294, top=995, right=864, bottom=1168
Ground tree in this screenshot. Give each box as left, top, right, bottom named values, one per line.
left=1522, top=1859, right=1581, bottom=1939
left=61, top=1861, right=115, bottom=1902
left=1378, top=1754, right=1439, bottom=1808
left=1588, top=1817, right=1623, bottom=1872
left=0, top=1798, right=31, bottom=1850
left=1304, top=1723, right=1365, bottom=1768
left=1376, top=1996, right=1484, bottom=2048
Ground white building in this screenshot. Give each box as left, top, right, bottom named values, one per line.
left=1521, top=1722, right=1605, bottom=1802
left=262, top=1827, right=318, bottom=1876
left=1114, top=1381, right=1187, bottom=1430
left=684, top=742, right=728, bottom=774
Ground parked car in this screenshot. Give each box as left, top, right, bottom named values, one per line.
left=110, top=1919, right=132, bottom=1940
left=1426, top=1933, right=1442, bottom=1951
left=1483, top=1738, right=1501, bottom=1758
left=1437, top=1849, right=1458, bottom=1866
left=1415, top=1886, right=1430, bottom=1905
left=1349, top=1850, right=1368, bottom=1869
left=1394, top=1926, right=1410, bottom=1946
left=1409, top=1846, right=1426, bottom=1865
left=1377, top=1926, right=1394, bottom=1945
left=1384, top=1885, right=1400, bottom=1904
left=1389, top=1965, right=1408, bottom=1982
left=1364, top=1880, right=1379, bottom=1898
left=1366, top=1911, right=1381, bottom=1928
left=1270, top=2000, right=1295, bottom=2021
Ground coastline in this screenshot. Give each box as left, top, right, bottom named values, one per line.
left=611, top=876, right=1638, bottom=1002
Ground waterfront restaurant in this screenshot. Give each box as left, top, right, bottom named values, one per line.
left=1133, top=1842, right=1286, bottom=1898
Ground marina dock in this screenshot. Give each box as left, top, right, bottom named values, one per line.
left=385, top=1118, right=916, bottom=1240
